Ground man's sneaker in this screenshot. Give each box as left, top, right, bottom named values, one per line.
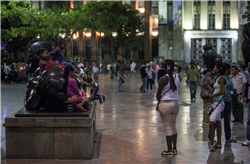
left=242, top=140, right=250, bottom=146
left=161, top=151, right=173, bottom=156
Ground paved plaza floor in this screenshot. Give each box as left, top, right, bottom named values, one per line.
left=1, top=73, right=250, bottom=164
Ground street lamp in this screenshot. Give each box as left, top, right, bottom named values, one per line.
left=97, top=32, right=105, bottom=37
left=138, top=8, right=145, bottom=14
left=73, top=32, right=79, bottom=40
left=85, top=32, right=91, bottom=38
left=152, top=30, right=158, bottom=37
left=112, top=32, right=117, bottom=37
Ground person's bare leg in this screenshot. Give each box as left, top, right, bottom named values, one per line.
left=216, top=121, right=222, bottom=145
left=209, top=121, right=215, bottom=145
left=166, top=136, right=173, bottom=153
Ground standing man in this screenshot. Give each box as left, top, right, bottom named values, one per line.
left=140, top=65, right=147, bottom=93
left=230, top=65, right=247, bottom=123
left=223, top=63, right=237, bottom=142
left=92, top=63, right=99, bottom=82
left=187, top=62, right=199, bottom=101
left=130, top=61, right=136, bottom=76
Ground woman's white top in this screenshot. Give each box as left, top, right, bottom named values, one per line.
left=161, top=73, right=180, bottom=101
left=146, top=67, right=153, bottom=79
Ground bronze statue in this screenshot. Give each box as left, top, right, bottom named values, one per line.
left=242, top=22, right=250, bottom=66
left=25, top=65, right=81, bottom=112
left=202, top=44, right=222, bottom=69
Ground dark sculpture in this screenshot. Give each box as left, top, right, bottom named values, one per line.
left=242, top=22, right=250, bottom=66
left=25, top=65, right=80, bottom=112
left=29, top=41, right=53, bottom=73
left=202, top=44, right=223, bottom=69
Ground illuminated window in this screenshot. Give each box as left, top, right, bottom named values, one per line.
left=208, top=0, right=215, bottom=6
left=123, top=1, right=131, bottom=5
left=194, top=14, right=200, bottom=30
left=151, top=0, right=158, bottom=7
left=208, top=14, right=215, bottom=30
left=223, top=1, right=230, bottom=6
left=138, top=1, right=144, bottom=8
left=194, top=0, right=201, bottom=6
left=223, top=14, right=230, bottom=30
left=152, top=15, right=158, bottom=30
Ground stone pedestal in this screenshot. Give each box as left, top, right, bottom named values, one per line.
left=3, top=102, right=97, bottom=159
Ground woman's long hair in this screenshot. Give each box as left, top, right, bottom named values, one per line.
left=64, top=65, right=75, bottom=93
left=164, top=60, right=177, bottom=92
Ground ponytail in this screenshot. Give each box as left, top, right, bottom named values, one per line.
left=164, top=60, right=177, bottom=92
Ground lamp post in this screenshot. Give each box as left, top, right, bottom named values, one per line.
left=73, top=32, right=79, bottom=57
left=97, top=32, right=104, bottom=62
left=85, top=32, right=92, bottom=60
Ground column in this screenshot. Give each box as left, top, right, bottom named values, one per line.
left=91, top=31, right=97, bottom=60
left=230, top=1, right=239, bottom=29
left=158, top=1, right=168, bottom=59
left=183, top=1, right=193, bottom=30
left=200, top=1, right=208, bottom=29
left=78, top=31, right=84, bottom=60
left=144, top=1, right=152, bottom=60
left=215, top=1, right=223, bottom=29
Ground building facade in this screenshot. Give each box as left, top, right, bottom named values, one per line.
left=30, top=1, right=248, bottom=65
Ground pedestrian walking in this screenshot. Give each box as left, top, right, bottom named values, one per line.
left=187, top=62, right=198, bottom=101
left=156, top=59, right=181, bottom=156
left=140, top=65, right=147, bottom=92
left=118, top=69, right=125, bottom=92
left=204, top=63, right=226, bottom=152
left=223, top=63, right=237, bottom=142
left=130, top=61, right=136, bottom=76
left=200, top=68, right=214, bottom=123
left=146, top=63, right=154, bottom=91
left=230, top=65, right=247, bottom=123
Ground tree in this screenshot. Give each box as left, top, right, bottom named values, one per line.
left=242, top=5, right=250, bottom=21
left=83, top=1, right=148, bottom=62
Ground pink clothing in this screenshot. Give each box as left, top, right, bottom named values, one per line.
left=67, top=78, right=80, bottom=96
left=68, top=90, right=89, bottom=111
left=45, top=59, right=65, bottom=70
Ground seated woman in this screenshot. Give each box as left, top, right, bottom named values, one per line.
left=64, top=65, right=90, bottom=112
left=82, top=69, right=107, bottom=104
left=37, top=48, right=65, bottom=75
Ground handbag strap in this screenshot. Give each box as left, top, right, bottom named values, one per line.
left=160, top=73, right=176, bottom=100
left=213, top=95, right=224, bottom=109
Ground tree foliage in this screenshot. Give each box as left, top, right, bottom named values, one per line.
left=242, top=5, right=250, bottom=21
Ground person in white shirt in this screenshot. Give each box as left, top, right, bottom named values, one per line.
left=107, top=64, right=111, bottom=74
left=146, top=63, right=154, bottom=91
left=130, top=62, right=136, bottom=76
left=92, top=63, right=99, bottom=82
left=4, top=63, right=11, bottom=75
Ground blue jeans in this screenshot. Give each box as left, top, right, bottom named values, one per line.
left=91, top=85, right=103, bottom=100
left=141, top=77, right=147, bottom=91
left=130, top=70, right=135, bottom=76
left=118, top=79, right=123, bottom=91
left=247, top=103, right=250, bottom=140
left=61, top=60, right=79, bottom=74
left=189, top=81, right=197, bottom=99
left=224, top=101, right=232, bottom=140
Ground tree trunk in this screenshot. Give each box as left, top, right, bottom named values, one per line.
left=110, top=35, right=115, bottom=62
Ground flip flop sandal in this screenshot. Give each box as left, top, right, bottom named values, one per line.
left=213, top=143, right=222, bottom=149
left=209, top=145, right=215, bottom=152
left=229, top=138, right=237, bottom=143
left=161, top=151, right=173, bottom=156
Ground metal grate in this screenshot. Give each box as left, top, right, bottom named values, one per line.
left=220, top=38, right=232, bottom=63
left=191, top=39, right=203, bottom=64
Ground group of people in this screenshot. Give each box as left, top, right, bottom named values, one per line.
left=37, top=39, right=107, bottom=112
left=186, top=61, right=250, bottom=152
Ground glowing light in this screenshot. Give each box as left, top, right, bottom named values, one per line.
left=152, top=31, right=158, bottom=37
left=37, top=34, right=40, bottom=39
left=97, top=32, right=105, bottom=37
left=85, top=32, right=91, bottom=38
left=73, top=32, right=79, bottom=39
left=184, top=23, right=192, bottom=30
left=138, top=8, right=145, bottom=13
left=112, top=32, right=117, bottom=37
left=231, top=21, right=239, bottom=29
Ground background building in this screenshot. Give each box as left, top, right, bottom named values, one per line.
left=29, top=1, right=248, bottom=65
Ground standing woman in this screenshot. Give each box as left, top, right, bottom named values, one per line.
left=200, top=69, right=214, bottom=123
left=156, top=60, right=181, bottom=156
left=146, top=63, right=154, bottom=91
left=204, top=63, right=226, bottom=151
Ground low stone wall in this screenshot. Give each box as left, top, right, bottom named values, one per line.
left=3, top=102, right=97, bottom=159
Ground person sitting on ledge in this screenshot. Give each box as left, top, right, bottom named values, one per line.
left=38, top=48, right=65, bottom=75
left=47, top=39, right=79, bottom=74
left=64, top=65, right=90, bottom=112
left=82, top=69, right=107, bottom=104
